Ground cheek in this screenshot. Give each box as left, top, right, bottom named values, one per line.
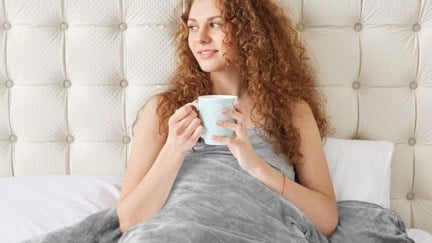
left=187, top=39, right=196, bottom=57
left=217, top=33, right=225, bottom=44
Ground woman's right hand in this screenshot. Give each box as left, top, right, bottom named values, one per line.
left=165, top=103, right=203, bottom=153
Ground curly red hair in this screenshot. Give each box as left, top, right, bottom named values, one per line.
left=137, top=0, right=332, bottom=166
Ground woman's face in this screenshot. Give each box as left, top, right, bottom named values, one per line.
left=187, top=0, right=228, bottom=73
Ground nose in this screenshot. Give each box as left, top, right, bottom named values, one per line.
left=198, top=26, right=210, bottom=44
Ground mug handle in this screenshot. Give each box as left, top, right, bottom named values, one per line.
left=190, top=100, right=205, bottom=139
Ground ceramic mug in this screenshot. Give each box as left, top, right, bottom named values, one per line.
left=193, top=95, right=237, bottom=145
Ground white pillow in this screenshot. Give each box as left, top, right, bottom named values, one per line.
left=322, top=137, right=394, bottom=208
left=0, top=175, right=123, bottom=243
left=407, top=228, right=432, bottom=243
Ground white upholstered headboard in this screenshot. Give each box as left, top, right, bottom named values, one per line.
left=0, top=0, right=431, bottom=234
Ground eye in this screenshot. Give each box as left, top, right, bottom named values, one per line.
left=188, top=25, right=198, bottom=31
left=210, top=22, right=221, bottom=28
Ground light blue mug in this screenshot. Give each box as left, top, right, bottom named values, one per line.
left=193, top=95, right=238, bottom=145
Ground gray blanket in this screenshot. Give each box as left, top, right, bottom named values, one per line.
left=26, top=153, right=413, bottom=243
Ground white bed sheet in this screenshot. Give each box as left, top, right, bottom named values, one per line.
left=0, top=175, right=123, bottom=243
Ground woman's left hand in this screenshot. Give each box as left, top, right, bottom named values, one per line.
left=212, top=102, right=260, bottom=172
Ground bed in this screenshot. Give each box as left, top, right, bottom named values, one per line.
left=0, top=0, right=431, bottom=242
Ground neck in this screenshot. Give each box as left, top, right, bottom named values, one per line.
left=210, top=70, right=241, bottom=96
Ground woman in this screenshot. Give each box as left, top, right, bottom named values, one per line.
left=116, top=0, right=338, bottom=239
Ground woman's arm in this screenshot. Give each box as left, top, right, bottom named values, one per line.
left=116, top=98, right=202, bottom=233
left=247, top=101, right=338, bottom=237
left=211, top=100, right=338, bottom=236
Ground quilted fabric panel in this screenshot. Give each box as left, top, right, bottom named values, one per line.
left=303, top=29, right=360, bottom=86
left=391, top=199, right=413, bottom=229
left=358, top=88, right=415, bottom=141
left=417, top=88, right=432, bottom=140
left=70, top=142, right=126, bottom=176
left=0, top=141, right=12, bottom=177
left=360, top=28, right=417, bottom=86
left=0, top=0, right=4, bottom=23
left=0, top=86, right=8, bottom=137
left=413, top=200, right=432, bottom=233
left=68, top=86, right=124, bottom=141
left=0, top=27, right=6, bottom=80
left=414, top=145, right=432, bottom=234
left=125, top=0, right=182, bottom=25
left=418, top=30, right=432, bottom=84
left=10, top=86, right=66, bottom=141
left=390, top=144, right=415, bottom=227
left=363, top=0, right=420, bottom=25
left=6, top=0, right=61, bottom=24
left=424, top=1, right=432, bottom=27
left=303, top=0, right=361, bottom=25
left=8, top=28, right=64, bottom=85
left=66, top=28, right=122, bottom=85
left=416, top=145, right=432, bottom=197
left=319, top=87, right=358, bottom=138
left=65, top=0, right=120, bottom=25
left=125, top=27, right=176, bottom=86
left=14, top=142, right=67, bottom=175
left=390, top=145, right=414, bottom=198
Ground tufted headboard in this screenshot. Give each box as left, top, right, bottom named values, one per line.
left=0, top=0, right=431, bottom=234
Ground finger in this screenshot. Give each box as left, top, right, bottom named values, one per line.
left=172, top=104, right=196, bottom=122
left=221, top=108, right=243, bottom=122
left=187, top=100, right=199, bottom=114
left=184, top=117, right=202, bottom=137
left=211, top=135, right=232, bottom=145
left=175, top=112, right=198, bottom=133
left=189, top=125, right=204, bottom=143
left=217, top=120, right=241, bottom=132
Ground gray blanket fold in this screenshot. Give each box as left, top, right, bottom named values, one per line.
left=26, top=153, right=413, bottom=243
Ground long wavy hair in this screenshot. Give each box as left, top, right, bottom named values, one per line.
left=136, top=0, right=332, bottom=166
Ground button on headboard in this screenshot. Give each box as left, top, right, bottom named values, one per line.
left=0, top=0, right=431, bottom=234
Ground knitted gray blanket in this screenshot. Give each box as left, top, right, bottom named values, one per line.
left=26, top=153, right=413, bottom=243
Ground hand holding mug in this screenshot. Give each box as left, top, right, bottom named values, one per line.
left=166, top=103, right=203, bottom=153
left=211, top=101, right=259, bottom=172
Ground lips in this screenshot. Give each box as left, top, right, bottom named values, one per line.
left=197, top=49, right=218, bottom=59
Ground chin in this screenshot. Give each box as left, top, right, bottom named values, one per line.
left=198, top=64, right=226, bottom=73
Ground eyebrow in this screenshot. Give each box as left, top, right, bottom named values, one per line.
left=187, top=16, right=222, bottom=22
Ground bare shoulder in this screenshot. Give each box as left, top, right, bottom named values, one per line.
left=289, top=99, right=317, bottom=129
left=290, top=99, right=310, bottom=112
left=133, top=95, right=162, bottom=135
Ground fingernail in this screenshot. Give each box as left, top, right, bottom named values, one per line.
left=221, top=108, right=228, bottom=113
